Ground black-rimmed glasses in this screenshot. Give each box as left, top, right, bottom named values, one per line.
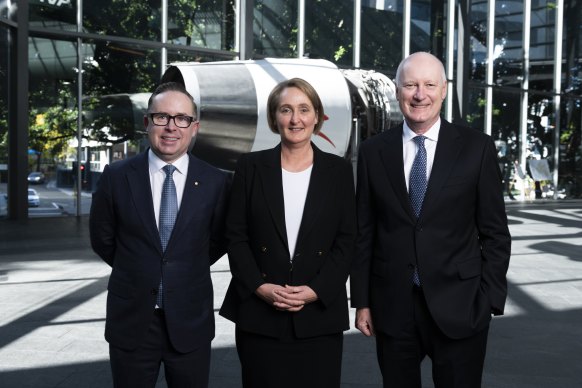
left=148, top=113, right=196, bottom=128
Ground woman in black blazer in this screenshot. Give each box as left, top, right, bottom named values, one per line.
left=220, top=78, right=356, bottom=388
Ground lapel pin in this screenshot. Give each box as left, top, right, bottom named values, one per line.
left=194, top=181, right=199, bottom=186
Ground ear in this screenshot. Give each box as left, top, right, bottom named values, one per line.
left=191, top=121, right=200, bottom=137
left=441, top=80, right=448, bottom=100
left=143, top=114, right=150, bottom=129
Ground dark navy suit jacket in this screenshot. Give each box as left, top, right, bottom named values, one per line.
left=90, top=150, right=229, bottom=353
left=351, top=119, right=511, bottom=339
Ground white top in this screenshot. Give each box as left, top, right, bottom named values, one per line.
left=282, top=165, right=313, bottom=260
left=148, top=150, right=189, bottom=228
left=402, top=119, right=440, bottom=192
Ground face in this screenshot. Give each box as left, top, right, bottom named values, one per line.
left=396, top=53, right=447, bottom=134
left=145, top=90, right=199, bottom=163
left=275, top=87, right=318, bottom=147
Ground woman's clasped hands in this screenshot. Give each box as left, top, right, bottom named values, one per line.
left=256, top=283, right=318, bottom=312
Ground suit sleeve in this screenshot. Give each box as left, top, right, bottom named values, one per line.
left=89, top=164, right=116, bottom=266
left=308, top=159, right=356, bottom=308
left=477, top=138, right=512, bottom=315
left=225, top=156, right=266, bottom=299
left=350, top=144, right=376, bottom=308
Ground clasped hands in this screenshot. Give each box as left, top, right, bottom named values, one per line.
left=256, top=283, right=318, bottom=312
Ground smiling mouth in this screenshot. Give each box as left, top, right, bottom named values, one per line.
left=161, top=136, right=179, bottom=141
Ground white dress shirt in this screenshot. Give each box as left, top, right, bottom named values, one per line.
left=148, top=150, right=189, bottom=228
left=282, top=165, right=313, bottom=260
left=402, top=120, right=440, bottom=192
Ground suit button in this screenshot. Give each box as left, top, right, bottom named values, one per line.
left=150, top=288, right=158, bottom=295
left=261, top=273, right=267, bottom=279
left=261, top=246, right=267, bottom=253
left=295, top=252, right=301, bottom=257
left=317, top=251, right=323, bottom=256
left=162, top=259, right=168, bottom=265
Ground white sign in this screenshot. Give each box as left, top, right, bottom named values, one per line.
left=37, top=0, right=71, bottom=7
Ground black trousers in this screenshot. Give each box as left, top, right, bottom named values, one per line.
left=236, top=325, right=343, bottom=388
left=376, top=288, right=489, bottom=388
left=109, top=310, right=211, bottom=388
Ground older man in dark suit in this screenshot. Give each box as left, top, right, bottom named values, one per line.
left=351, top=52, right=511, bottom=387
left=90, top=82, right=229, bottom=388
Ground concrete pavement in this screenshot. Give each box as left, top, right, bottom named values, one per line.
left=0, top=200, right=581, bottom=387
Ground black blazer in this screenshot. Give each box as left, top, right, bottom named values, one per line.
left=90, top=150, right=229, bottom=352
left=351, top=119, right=511, bottom=339
left=220, top=143, right=356, bottom=339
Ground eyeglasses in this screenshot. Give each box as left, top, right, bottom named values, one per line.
left=148, top=113, right=196, bottom=128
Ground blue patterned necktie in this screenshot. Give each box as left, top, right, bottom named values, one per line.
left=157, top=164, right=178, bottom=308
left=409, top=136, right=427, bottom=286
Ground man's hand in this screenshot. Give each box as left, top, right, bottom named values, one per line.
left=355, top=307, right=375, bottom=337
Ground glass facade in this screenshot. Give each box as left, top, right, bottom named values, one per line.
left=0, top=0, right=580, bottom=220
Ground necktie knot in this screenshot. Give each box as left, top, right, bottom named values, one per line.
left=413, top=135, right=426, bottom=147
left=163, top=164, right=176, bottom=177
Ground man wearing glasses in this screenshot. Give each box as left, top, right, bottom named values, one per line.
left=90, top=82, right=229, bottom=388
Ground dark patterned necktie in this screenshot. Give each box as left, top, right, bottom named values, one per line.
left=157, top=164, right=177, bottom=308
left=409, top=136, right=427, bottom=286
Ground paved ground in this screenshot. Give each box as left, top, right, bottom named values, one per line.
left=0, top=200, right=581, bottom=387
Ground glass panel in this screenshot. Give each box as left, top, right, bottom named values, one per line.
left=490, top=90, right=521, bottom=200
left=28, top=37, right=79, bottom=217
left=558, top=98, right=582, bottom=199
left=528, top=1, right=555, bottom=92
left=83, top=40, right=160, bottom=173
left=84, top=0, right=160, bottom=41
left=410, top=0, right=445, bottom=57
left=470, top=0, right=525, bottom=87
left=559, top=1, right=582, bottom=198
left=0, top=25, right=8, bottom=218
left=1, top=1, right=10, bottom=19
left=29, top=0, right=76, bottom=29
left=168, top=0, right=236, bottom=51
left=253, top=0, right=297, bottom=58
left=464, top=87, right=486, bottom=131
left=305, top=0, right=353, bottom=67
left=360, top=0, right=404, bottom=73
left=493, top=1, right=523, bottom=87
left=82, top=40, right=159, bottom=210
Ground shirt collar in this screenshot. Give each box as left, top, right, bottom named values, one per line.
left=403, top=118, right=441, bottom=144
left=148, top=149, right=189, bottom=175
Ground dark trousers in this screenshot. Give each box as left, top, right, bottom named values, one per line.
left=236, top=326, right=343, bottom=388
left=109, top=310, right=211, bottom=388
left=376, top=288, right=489, bottom=388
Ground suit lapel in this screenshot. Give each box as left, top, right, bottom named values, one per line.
left=257, top=146, right=288, bottom=247
left=167, top=155, right=206, bottom=249
left=296, top=145, right=330, bottom=244
left=378, top=125, right=413, bottom=218
left=126, top=152, right=163, bottom=254
left=422, top=120, right=462, bottom=220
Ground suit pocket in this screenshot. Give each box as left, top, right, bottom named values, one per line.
left=457, top=257, right=482, bottom=279
left=107, top=276, right=135, bottom=299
